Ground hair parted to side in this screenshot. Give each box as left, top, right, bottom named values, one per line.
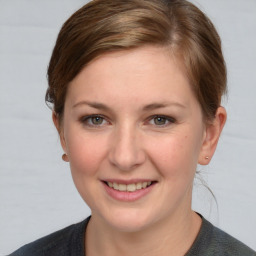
left=46, top=0, right=227, bottom=122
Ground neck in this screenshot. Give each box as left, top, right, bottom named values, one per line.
left=85, top=210, right=202, bottom=256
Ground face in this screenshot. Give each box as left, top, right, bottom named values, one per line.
left=60, top=46, right=208, bottom=232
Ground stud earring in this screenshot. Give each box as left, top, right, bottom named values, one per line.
left=205, top=156, right=209, bottom=160
left=62, top=153, right=69, bottom=162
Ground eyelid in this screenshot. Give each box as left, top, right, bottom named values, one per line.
left=79, top=114, right=176, bottom=128
left=80, top=114, right=110, bottom=127
left=146, top=115, right=176, bottom=127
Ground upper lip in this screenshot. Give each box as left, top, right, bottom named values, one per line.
left=102, top=179, right=156, bottom=185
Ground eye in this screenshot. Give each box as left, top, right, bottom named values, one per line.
left=90, top=116, right=104, bottom=125
left=153, top=116, right=168, bottom=125
left=148, top=115, right=175, bottom=127
left=80, top=115, right=109, bottom=127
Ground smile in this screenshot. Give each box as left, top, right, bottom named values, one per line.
left=102, top=180, right=157, bottom=201
left=106, top=181, right=152, bottom=192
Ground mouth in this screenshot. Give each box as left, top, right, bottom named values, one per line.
left=103, top=180, right=157, bottom=192
left=102, top=180, right=157, bottom=202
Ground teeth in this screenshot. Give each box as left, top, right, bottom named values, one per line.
left=113, top=182, right=118, bottom=190
left=142, top=182, right=147, bottom=188
left=136, top=183, right=142, bottom=189
left=118, top=184, right=126, bottom=191
left=127, top=184, right=136, bottom=192
left=107, top=181, right=153, bottom=192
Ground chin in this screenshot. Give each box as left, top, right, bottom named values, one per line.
left=102, top=208, right=156, bottom=233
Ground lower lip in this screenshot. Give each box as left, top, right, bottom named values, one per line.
left=103, top=182, right=156, bottom=202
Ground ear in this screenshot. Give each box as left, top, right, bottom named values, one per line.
left=52, top=112, right=68, bottom=156
left=198, top=107, right=227, bottom=165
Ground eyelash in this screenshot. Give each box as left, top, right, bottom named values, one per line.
left=80, top=114, right=176, bottom=128
left=147, top=115, right=176, bottom=127
left=80, top=115, right=109, bottom=128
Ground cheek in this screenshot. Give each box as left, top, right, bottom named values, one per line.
left=146, top=133, right=201, bottom=178
left=64, top=131, right=109, bottom=208
left=66, top=131, right=108, bottom=177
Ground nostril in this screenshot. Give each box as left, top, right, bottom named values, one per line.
left=108, top=132, right=146, bottom=171
left=109, top=149, right=146, bottom=172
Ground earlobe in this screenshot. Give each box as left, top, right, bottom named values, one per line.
left=198, top=107, right=227, bottom=165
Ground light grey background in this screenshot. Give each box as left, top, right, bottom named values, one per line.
left=0, top=0, right=255, bottom=254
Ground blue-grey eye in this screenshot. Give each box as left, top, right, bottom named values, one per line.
left=153, top=116, right=168, bottom=125
left=91, top=116, right=104, bottom=125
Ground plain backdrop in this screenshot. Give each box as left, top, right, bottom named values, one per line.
left=0, top=0, right=255, bottom=254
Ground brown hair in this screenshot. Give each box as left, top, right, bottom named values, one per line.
left=46, top=0, right=227, bottom=122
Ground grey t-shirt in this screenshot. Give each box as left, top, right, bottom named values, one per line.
left=9, top=215, right=256, bottom=256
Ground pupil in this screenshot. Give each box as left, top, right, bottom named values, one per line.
left=154, top=117, right=166, bottom=125
left=92, top=117, right=103, bottom=124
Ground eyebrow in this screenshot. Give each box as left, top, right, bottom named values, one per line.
left=72, top=101, right=186, bottom=111
left=73, top=101, right=111, bottom=111
left=142, top=102, right=186, bottom=111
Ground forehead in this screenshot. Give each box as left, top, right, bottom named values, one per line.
left=66, top=46, right=197, bottom=109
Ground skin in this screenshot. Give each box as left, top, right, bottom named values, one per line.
left=53, top=46, right=226, bottom=256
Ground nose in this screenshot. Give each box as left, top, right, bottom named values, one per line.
left=108, top=125, right=146, bottom=171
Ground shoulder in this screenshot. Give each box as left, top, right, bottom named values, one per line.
left=210, top=223, right=255, bottom=255
left=187, top=215, right=256, bottom=256
left=8, top=218, right=90, bottom=256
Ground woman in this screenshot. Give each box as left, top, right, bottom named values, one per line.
left=9, top=0, right=255, bottom=255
